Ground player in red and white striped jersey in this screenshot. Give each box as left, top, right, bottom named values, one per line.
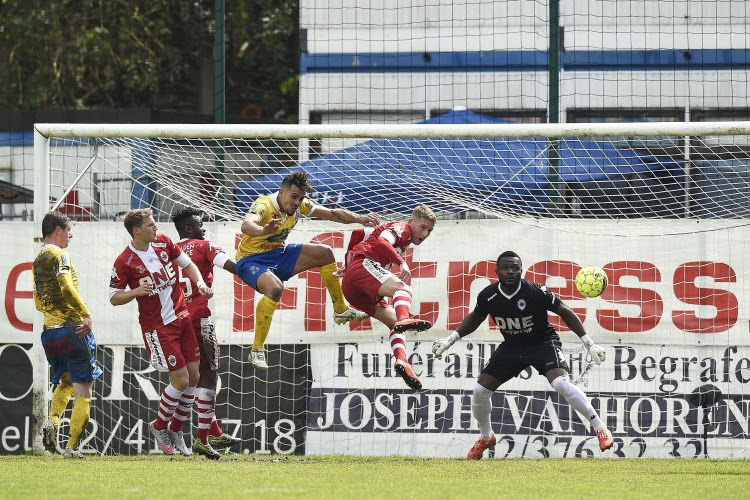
left=341, top=204, right=437, bottom=391
left=109, top=209, right=213, bottom=458
left=172, top=208, right=238, bottom=460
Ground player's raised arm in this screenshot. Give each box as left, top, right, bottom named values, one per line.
left=312, top=205, right=380, bottom=226
left=556, top=301, right=606, bottom=365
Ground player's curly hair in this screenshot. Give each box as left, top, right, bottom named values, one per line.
left=171, top=207, right=203, bottom=231
left=281, top=171, right=313, bottom=193
left=497, top=250, right=521, bottom=265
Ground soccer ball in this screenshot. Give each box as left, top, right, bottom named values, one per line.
left=575, top=266, right=608, bottom=298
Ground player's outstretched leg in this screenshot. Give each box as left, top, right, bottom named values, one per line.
left=320, top=262, right=369, bottom=324
left=596, top=428, right=614, bottom=451
left=389, top=288, right=432, bottom=332
left=467, top=435, right=496, bottom=460
left=394, top=359, right=422, bottom=391
left=393, top=318, right=432, bottom=333
left=333, top=307, right=370, bottom=325
left=193, top=437, right=221, bottom=460
left=549, top=375, right=613, bottom=451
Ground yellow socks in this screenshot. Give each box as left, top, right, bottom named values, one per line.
left=320, top=262, right=348, bottom=314
left=49, top=380, right=74, bottom=427
left=67, top=397, right=91, bottom=450
left=253, top=296, right=279, bottom=350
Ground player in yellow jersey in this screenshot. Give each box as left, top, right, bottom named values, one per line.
left=237, top=171, right=380, bottom=369
left=33, top=211, right=102, bottom=458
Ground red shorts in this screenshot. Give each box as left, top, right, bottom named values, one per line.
left=142, top=314, right=200, bottom=372
left=341, top=258, right=394, bottom=316
left=192, top=316, right=220, bottom=371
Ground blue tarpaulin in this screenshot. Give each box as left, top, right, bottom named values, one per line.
left=234, top=110, right=682, bottom=216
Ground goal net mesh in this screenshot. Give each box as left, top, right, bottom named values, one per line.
left=38, top=124, right=750, bottom=458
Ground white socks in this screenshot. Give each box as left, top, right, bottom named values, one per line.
left=471, top=383, right=494, bottom=440
left=550, top=375, right=605, bottom=432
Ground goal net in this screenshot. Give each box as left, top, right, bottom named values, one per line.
left=32, top=120, right=750, bottom=458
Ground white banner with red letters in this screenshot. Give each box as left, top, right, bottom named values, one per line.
left=2, top=219, right=749, bottom=457
left=2, top=219, right=748, bottom=346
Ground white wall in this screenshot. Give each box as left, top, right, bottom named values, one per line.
left=299, top=0, right=750, bottom=121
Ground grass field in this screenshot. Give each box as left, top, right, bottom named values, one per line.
left=2, top=455, right=750, bottom=500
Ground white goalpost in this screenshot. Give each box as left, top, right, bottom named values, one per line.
left=32, top=121, right=750, bottom=458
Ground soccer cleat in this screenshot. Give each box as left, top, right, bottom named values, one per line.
left=596, top=428, right=614, bottom=451
left=193, top=438, right=221, bottom=460
left=394, top=359, right=422, bottom=391
left=248, top=349, right=269, bottom=370
left=149, top=420, right=175, bottom=455
left=209, top=433, right=241, bottom=448
left=41, top=419, right=57, bottom=453
left=168, top=429, right=192, bottom=456
left=63, top=447, right=85, bottom=459
left=333, top=307, right=370, bottom=325
left=393, top=318, right=432, bottom=333
left=467, top=435, right=497, bottom=460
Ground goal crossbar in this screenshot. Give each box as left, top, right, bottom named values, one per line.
left=34, top=121, right=750, bottom=140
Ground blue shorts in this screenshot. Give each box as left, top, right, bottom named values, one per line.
left=236, top=244, right=304, bottom=291
left=41, top=326, right=103, bottom=384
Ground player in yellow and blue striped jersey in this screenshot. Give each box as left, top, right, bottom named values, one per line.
left=33, top=211, right=102, bottom=459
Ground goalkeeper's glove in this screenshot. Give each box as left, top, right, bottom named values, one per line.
left=581, top=334, right=606, bottom=365
left=432, top=331, right=461, bottom=358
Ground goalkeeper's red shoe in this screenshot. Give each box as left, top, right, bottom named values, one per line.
left=467, top=435, right=496, bottom=460
left=596, top=428, right=614, bottom=451
left=394, top=359, right=422, bottom=391
left=394, top=318, right=432, bottom=333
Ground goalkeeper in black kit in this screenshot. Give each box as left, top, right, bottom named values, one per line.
left=432, top=251, right=614, bottom=459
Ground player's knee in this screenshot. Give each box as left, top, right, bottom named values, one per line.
left=171, top=370, right=191, bottom=392
left=472, top=383, right=493, bottom=401
left=397, top=283, right=413, bottom=296
left=187, top=367, right=200, bottom=386
left=266, top=284, right=284, bottom=302
left=319, top=244, right=335, bottom=264
left=172, top=378, right=189, bottom=392
left=73, top=383, right=93, bottom=399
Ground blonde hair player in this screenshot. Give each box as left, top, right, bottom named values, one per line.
left=340, top=204, right=437, bottom=391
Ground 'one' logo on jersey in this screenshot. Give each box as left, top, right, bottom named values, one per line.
left=494, top=315, right=534, bottom=336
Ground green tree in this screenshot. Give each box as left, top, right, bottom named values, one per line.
left=0, top=0, right=298, bottom=122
